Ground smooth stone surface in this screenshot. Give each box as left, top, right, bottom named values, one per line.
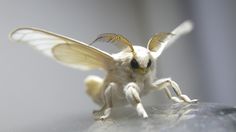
left=16, top=103, right=236, bottom=132
left=87, top=103, right=236, bottom=132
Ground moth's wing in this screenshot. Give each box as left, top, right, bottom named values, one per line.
left=52, top=43, right=114, bottom=70
left=166, top=20, right=193, bottom=48
left=10, top=27, right=115, bottom=70
left=147, top=20, right=193, bottom=58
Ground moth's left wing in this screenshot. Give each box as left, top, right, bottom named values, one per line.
left=10, top=27, right=115, bottom=70
left=147, top=20, right=193, bottom=58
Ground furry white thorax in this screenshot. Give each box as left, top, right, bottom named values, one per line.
left=100, top=46, right=156, bottom=106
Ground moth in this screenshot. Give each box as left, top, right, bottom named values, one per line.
left=10, top=20, right=197, bottom=120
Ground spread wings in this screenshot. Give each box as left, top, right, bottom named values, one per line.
left=10, top=27, right=115, bottom=70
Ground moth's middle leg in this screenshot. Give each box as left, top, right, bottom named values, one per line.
left=124, top=82, right=148, bottom=118
left=152, top=78, right=198, bottom=103
left=94, top=82, right=117, bottom=120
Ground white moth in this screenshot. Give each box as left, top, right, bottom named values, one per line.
left=10, top=20, right=197, bottom=120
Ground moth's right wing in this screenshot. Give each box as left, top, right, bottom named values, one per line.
left=10, top=27, right=115, bottom=70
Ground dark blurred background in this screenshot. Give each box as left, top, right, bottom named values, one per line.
left=0, top=0, right=236, bottom=131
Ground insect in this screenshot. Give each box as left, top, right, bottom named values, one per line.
left=10, top=20, right=197, bottom=120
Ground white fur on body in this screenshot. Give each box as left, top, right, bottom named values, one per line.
left=86, top=48, right=150, bottom=103
left=85, top=46, right=197, bottom=120
left=85, top=21, right=197, bottom=119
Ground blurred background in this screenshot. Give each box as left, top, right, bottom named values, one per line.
left=0, top=0, right=236, bottom=131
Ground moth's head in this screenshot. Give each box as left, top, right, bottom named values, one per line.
left=129, top=46, right=154, bottom=74
left=91, top=32, right=170, bottom=74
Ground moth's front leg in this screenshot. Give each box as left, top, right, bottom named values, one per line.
left=124, top=82, right=148, bottom=118
left=93, top=82, right=117, bottom=120
left=151, top=78, right=198, bottom=103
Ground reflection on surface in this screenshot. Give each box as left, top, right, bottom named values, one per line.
left=87, top=103, right=236, bottom=132
left=17, top=103, right=236, bottom=132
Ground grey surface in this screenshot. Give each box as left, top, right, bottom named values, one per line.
left=87, top=103, right=236, bottom=132
left=13, top=103, right=236, bottom=132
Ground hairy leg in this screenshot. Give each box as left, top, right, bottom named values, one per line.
left=124, top=82, right=148, bottom=118
left=152, top=78, right=197, bottom=103
left=93, top=82, right=117, bottom=120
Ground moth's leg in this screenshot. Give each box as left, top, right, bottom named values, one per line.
left=164, top=87, right=183, bottom=103
left=124, top=82, right=148, bottom=118
left=152, top=78, right=198, bottom=103
left=93, top=82, right=117, bottom=120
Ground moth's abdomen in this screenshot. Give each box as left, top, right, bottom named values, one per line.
left=85, top=75, right=104, bottom=106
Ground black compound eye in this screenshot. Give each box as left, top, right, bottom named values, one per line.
left=147, top=59, right=152, bottom=68
left=130, top=58, right=139, bottom=69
